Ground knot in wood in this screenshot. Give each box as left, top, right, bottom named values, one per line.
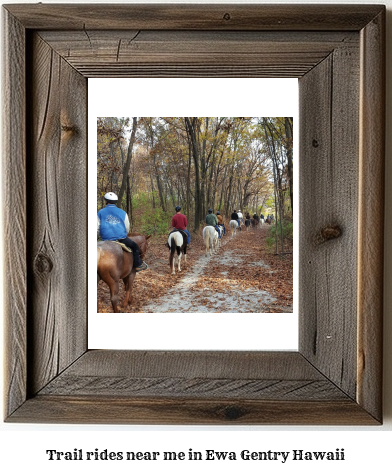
left=61, top=124, right=77, bottom=134
left=223, top=405, right=244, bottom=420
left=314, top=225, right=342, bottom=245
left=34, top=252, right=53, bottom=274
left=312, top=139, right=319, bottom=148
left=223, top=13, right=231, bottom=21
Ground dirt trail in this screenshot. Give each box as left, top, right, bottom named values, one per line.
left=140, top=228, right=291, bottom=313
left=141, top=243, right=274, bottom=312
left=97, top=225, right=293, bottom=313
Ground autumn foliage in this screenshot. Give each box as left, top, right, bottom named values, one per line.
left=97, top=117, right=293, bottom=313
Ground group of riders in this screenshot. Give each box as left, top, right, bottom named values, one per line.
left=97, top=191, right=271, bottom=273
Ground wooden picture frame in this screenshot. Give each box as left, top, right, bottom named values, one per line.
left=3, top=4, right=385, bottom=424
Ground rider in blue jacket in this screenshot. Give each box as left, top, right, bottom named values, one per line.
left=97, top=192, right=148, bottom=272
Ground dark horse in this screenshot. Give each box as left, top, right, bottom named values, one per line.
left=97, top=233, right=150, bottom=313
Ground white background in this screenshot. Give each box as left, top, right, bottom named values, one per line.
left=89, top=78, right=299, bottom=351
left=1, top=1, right=391, bottom=473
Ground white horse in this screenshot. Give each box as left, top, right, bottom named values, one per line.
left=167, top=231, right=187, bottom=275
left=217, top=225, right=225, bottom=245
left=202, top=225, right=218, bottom=256
left=229, top=220, right=239, bottom=237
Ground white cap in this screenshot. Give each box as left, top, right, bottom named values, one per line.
left=104, top=192, right=118, bottom=201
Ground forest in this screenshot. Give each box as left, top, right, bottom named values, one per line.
left=97, top=117, right=293, bottom=313
left=97, top=117, right=293, bottom=237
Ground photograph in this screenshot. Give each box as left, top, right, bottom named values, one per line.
left=96, top=117, right=293, bottom=314
left=2, top=7, right=391, bottom=470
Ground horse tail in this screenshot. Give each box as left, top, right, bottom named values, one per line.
left=97, top=246, right=102, bottom=270
left=169, top=235, right=177, bottom=254
left=204, top=227, right=210, bottom=253
left=169, top=234, right=178, bottom=268
left=97, top=246, right=102, bottom=283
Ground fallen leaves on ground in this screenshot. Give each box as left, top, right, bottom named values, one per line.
left=97, top=225, right=293, bottom=313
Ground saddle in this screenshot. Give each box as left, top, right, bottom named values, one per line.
left=167, top=229, right=188, bottom=247
left=114, top=241, right=132, bottom=253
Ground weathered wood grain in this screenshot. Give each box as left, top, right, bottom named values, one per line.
left=38, top=350, right=346, bottom=401
left=53, top=66, right=305, bottom=79
left=39, top=377, right=347, bottom=400
left=28, top=33, right=87, bottom=395
left=4, top=4, right=384, bottom=31
left=2, top=4, right=385, bottom=425
left=9, top=396, right=379, bottom=425
left=7, top=351, right=377, bottom=424
left=64, top=350, right=322, bottom=378
left=2, top=9, right=27, bottom=420
left=299, top=39, right=360, bottom=400
left=357, top=9, right=385, bottom=422
left=38, top=30, right=358, bottom=78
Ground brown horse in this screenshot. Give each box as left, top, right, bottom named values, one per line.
left=97, top=233, right=150, bottom=313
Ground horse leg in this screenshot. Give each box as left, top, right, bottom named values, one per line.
left=122, top=274, right=133, bottom=308
left=107, top=278, right=120, bottom=313
left=177, top=249, right=182, bottom=272
left=170, top=249, right=175, bottom=275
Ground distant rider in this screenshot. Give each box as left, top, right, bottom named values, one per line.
left=231, top=209, right=241, bottom=230
left=171, top=205, right=191, bottom=245
left=237, top=209, right=244, bottom=225
left=97, top=192, right=148, bottom=272
left=216, top=211, right=226, bottom=235
left=205, top=208, right=221, bottom=239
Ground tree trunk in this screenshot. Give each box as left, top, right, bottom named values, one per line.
left=186, top=141, right=192, bottom=219
left=152, top=154, right=167, bottom=212
left=285, top=117, right=294, bottom=213
left=118, top=117, right=138, bottom=207
left=185, top=117, right=201, bottom=232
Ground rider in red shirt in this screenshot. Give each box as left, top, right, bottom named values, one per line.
left=171, top=206, right=191, bottom=245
